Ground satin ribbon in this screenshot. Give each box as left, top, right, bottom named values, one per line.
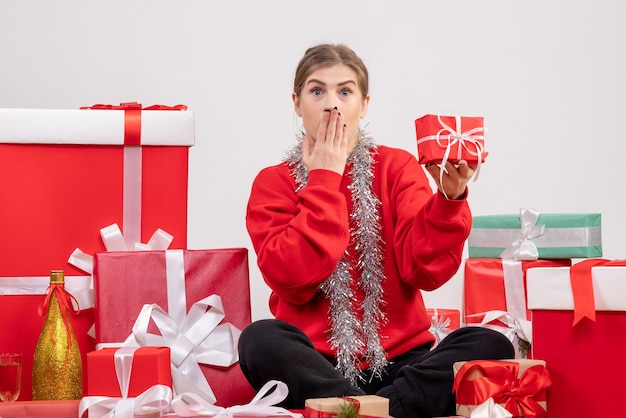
left=0, top=275, right=92, bottom=308
left=569, top=258, right=626, bottom=325
left=429, top=308, right=453, bottom=345
left=78, top=346, right=173, bottom=418
left=122, top=294, right=240, bottom=403
left=453, top=360, right=551, bottom=418
left=38, top=282, right=81, bottom=350
left=78, top=385, right=172, bottom=418
left=499, top=209, right=545, bottom=261
left=469, top=398, right=513, bottom=418
left=79, top=102, right=188, bottom=145
left=77, top=101, right=185, bottom=248
left=170, top=380, right=302, bottom=417
left=416, top=114, right=485, bottom=199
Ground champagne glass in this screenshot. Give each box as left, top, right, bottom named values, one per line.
left=0, top=353, right=22, bottom=402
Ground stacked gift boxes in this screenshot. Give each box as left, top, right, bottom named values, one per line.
left=0, top=104, right=192, bottom=400
left=459, top=208, right=604, bottom=417
left=463, top=209, right=602, bottom=358
left=0, top=104, right=256, bottom=409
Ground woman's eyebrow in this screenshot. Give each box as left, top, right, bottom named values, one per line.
left=305, top=79, right=357, bottom=87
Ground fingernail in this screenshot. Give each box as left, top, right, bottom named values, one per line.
left=333, top=106, right=338, bottom=110
left=343, top=124, right=347, bottom=128
left=338, top=112, right=342, bottom=116
left=324, top=109, right=331, bottom=113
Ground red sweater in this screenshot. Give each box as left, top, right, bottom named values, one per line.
left=246, top=145, right=471, bottom=367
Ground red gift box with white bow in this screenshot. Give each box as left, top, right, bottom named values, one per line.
left=415, top=114, right=486, bottom=166
left=0, top=103, right=193, bottom=400
left=92, top=248, right=255, bottom=407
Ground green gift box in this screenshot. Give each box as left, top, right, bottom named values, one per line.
left=468, top=209, right=602, bottom=259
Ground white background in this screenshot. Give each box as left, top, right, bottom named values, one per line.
left=2, top=1, right=624, bottom=321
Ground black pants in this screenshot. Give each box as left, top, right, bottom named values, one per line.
left=238, top=319, right=514, bottom=418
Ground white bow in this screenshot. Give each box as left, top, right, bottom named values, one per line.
left=170, top=380, right=303, bottom=418
left=428, top=308, right=452, bottom=345
left=67, top=223, right=173, bottom=309
left=499, top=208, right=545, bottom=261
left=430, top=114, right=485, bottom=199
left=122, top=295, right=240, bottom=403
left=470, top=398, right=513, bottom=418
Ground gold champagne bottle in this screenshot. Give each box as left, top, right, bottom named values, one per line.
left=32, top=270, right=83, bottom=400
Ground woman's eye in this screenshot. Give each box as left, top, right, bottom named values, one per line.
left=340, top=88, right=353, bottom=96
left=311, top=87, right=323, bottom=96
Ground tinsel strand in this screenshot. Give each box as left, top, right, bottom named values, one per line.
left=286, top=131, right=388, bottom=385
left=347, top=136, right=388, bottom=379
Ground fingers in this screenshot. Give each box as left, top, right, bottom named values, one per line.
left=318, top=107, right=343, bottom=146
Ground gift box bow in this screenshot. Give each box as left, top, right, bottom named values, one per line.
left=121, top=294, right=241, bottom=404
left=453, top=360, right=551, bottom=418
left=170, top=379, right=303, bottom=417
left=468, top=310, right=532, bottom=346
left=80, top=102, right=188, bottom=146
left=499, top=208, right=545, bottom=261
left=428, top=308, right=453, bottom=344
left=79, top=346, right=173, bottom=418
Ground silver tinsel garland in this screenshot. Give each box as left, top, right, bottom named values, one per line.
left=285, top=131, right=388, bottom=385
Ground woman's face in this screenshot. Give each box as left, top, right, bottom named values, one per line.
left=293, top=64, right=369, bottom=151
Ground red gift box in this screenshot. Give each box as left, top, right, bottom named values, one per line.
left=464, top=258, right=571, bottom=325
left=86, top=347, right=172, bottom=397
left=415, top=114, right=486, bottom=165
left=93, top=248, right=255, bottom=407
left=0, top=104, right=193, bottom=400
left=527, top=260, right=626, bottom=417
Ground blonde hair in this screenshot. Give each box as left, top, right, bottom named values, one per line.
left=293, top=44, right=369, bottom=100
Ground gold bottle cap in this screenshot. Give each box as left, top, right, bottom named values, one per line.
left=50, top=269, right=65, bottom=284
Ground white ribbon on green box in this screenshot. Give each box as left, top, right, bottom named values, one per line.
left=468, top=209, right=602, bottom=260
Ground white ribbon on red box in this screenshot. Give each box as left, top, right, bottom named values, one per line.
left=169, top=380, right=303, bottom=417
left=78, top=346, right=173, bottom=418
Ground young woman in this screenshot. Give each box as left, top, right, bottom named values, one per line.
left=239, top=43, right=513, bottom=418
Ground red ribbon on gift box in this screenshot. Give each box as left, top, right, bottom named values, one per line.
left=79, top=102, right=188, bottom=145
left=570, top=258, right=626, bottom=325
left=453, top=360, right=551, bottom=418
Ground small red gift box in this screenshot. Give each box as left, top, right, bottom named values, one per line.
left=415, top=114, right=486, bottom=165
left=93, top=248, right=254, bottom=407
left=453, top=359, right=551, bottom=418
left=86, top=347, right=172, bottom=397
left=527, top=260, right=626, bottom=418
